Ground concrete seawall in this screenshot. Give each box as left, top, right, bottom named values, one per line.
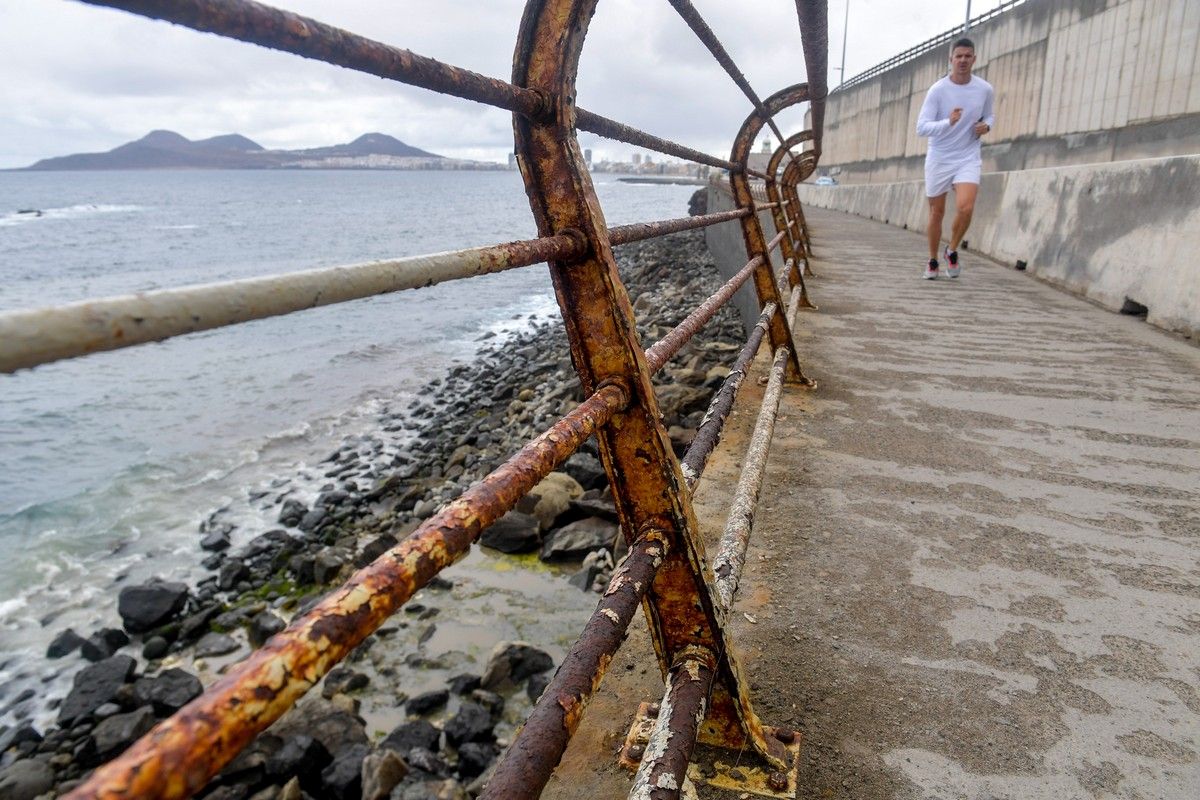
left=794, top=155, right=1200, bottom=340
left=703, top=185, right=784, bottom=334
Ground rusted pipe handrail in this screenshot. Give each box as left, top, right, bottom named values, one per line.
left=2, top=204, right=765, bottom=374
left=645, top=256, right=762, bottom=374
left=79, top=0, right=550, bottom=118
left=482, top=530, right=671, bottom=800
left=0, top=234, right=585, bottom=374
left=681, top=304, right=774, bottom=489
left=62, top=382, right=628, bottom=800
left=712, top=346, right=790, bottom=613
left=576, top=108, right=743, bottom=174
left=629, top=647, right=717, bottom=800
left=766, top=228, right=787, bottom=254
left=608, top=208, right=751, bottom=246
left=791, top=1, right=829, bottom=154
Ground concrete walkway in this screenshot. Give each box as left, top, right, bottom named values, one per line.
left=546, top=207, right=1200, bottom=799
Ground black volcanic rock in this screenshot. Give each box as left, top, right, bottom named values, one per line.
left=58, top=654, right=137, bottom=724
left=117, top=580, right=189, bottom=633
left=25, top=130, right=443, bottom=170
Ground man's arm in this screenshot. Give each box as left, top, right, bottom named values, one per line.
left=973, top=84, right=995, bottom=137
left=916, top=84, right=952, bottom=137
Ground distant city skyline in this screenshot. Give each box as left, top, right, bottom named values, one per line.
left=0, top=1, right=1010, bottom=169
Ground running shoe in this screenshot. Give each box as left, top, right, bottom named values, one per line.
left=944, top=248, right=961, bottom=278
left=923, top=258, right=939, bottom=280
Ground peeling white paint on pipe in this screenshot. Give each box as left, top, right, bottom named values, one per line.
left=0, top=237, right=577, bottom=373
left=629, top=657, right=711, bottom=800
left=712, top=346, right=790, bottom=613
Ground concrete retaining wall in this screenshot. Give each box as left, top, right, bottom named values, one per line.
left=795, top=155, right=1200, bottom=339
left=822, top=0, right=1200, bottom=184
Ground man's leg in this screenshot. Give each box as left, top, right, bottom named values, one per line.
left=927, top=193, right=947, bottom=260
left=948, top=182, right=978, bottom=251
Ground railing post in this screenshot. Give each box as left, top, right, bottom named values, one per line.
left=511, top=0, right=790, bottom=783
left=766, top=131, right=817, bottom=306
left=783, top=158, right=816, bottom=266
left=728, top=83, right=813, bottom=384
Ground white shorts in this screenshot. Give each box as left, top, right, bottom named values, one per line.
left=925, top=157, right=981, bottom=197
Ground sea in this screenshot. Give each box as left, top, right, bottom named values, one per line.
left=0, top=169, right=700, bottom=732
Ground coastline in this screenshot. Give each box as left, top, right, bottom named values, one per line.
left=0, top=224, right=748, bottom=798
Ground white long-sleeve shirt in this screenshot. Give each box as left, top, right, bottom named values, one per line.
left=916, top=75, right=995, bottom=163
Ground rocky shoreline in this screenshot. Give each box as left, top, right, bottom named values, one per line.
left=0, top=223, right=747, bottom=800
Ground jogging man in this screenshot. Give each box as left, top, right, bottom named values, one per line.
left=916, top=37, right=994, bottom=279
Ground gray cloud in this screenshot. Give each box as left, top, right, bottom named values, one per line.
left=1, top=0, right=1004, bottom=168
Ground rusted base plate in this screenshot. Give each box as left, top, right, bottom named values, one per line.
left=617, top=701, right=660, bottom=770
left=619, top=705, right=803, bottom=798
left=687, top=729, right=804, bottom=799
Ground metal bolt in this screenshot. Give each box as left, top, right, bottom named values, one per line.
left=628, top=744, right=645, bottom=760
left=773, top=727, right=796, bottom=744
left=768, top=771, right=789, bottom=792
left=647, top=703, right=660, bottom=717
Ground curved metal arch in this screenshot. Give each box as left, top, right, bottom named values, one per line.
left=766, top=129, right=815, bottom=179
left=727, top=83, right=814, bottom=382
left=782, top=150, right=818, bottom=183
left=765, top=130, right=818, bottom=302
left=510, top=0, right=790, bottom=781
left=782, top=156, right=818, bottom=265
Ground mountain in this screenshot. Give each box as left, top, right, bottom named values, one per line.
left=25, top=130, right=270, bottom=170
left=293, top=133, right=438, bottom=159
left=193, top=133, right=264, bottom=153
left=22, top=131, right=447, bottom=170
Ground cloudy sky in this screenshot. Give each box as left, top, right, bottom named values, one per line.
left=0, top=0, right=1008, bottom=168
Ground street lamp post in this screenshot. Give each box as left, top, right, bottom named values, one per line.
left=964, top=1, right=972, bottom=32
left=839, top=0, right=849, bottom=86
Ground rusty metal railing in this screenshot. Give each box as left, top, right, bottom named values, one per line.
left=1, top=1, right=830, bottom=798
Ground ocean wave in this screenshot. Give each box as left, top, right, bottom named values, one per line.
left=0, top=596, right=27, bottom=617
left=328, top=343, right=396, bottom=365
left=478, top=293, right=560, bottom=342
left=0, top=203, right=144, bottom=227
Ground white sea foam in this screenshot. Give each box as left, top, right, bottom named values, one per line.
left=0, top=597, right=27, bottom=617
left=0, top=203, right=144, bottom=227
left=481, top=292, right=561, bottom=343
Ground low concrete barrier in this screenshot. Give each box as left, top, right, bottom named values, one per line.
left=795, top=155, right=1200, bottom=340
left=703, top=186, right=780, bottom=335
